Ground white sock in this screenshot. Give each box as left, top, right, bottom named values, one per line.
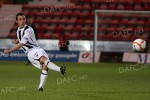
left=38, top=70, right=48, bottom=89
left=44, top=60, right=60, bottom=72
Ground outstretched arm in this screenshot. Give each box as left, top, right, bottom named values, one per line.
left=12, top=39, right=19, bottom=44
left=3, top=43, right=24, bottom=53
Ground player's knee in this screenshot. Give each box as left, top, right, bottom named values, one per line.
left=40, top=56, right=48, bottom=64
left=42, top=64, right=48, bottom=71
left=44, top=59, right=50, bottom=66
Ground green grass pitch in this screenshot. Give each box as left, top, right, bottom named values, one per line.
left=0, top=61, right=150, bottom=100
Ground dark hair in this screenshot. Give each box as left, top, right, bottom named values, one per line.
left=16, top=12, right=25, bottom=20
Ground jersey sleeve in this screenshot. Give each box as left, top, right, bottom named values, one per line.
left=20, top=29, right=33, bottom=44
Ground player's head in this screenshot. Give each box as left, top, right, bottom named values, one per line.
left=16, top=13, right=26, bottom=28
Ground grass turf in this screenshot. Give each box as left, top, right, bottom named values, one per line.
left=0, top=61, right=150, bottom=100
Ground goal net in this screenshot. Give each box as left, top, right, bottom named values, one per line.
left=93, top=10, right=150, bottom=63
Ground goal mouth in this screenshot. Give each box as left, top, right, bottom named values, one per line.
left=93, top=10, right=150, bottom=62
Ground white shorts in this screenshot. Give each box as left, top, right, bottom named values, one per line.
left=27, top=48, right=49, bottom=69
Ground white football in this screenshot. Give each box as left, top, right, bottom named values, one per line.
left=133, top=39, right=146, bottom=52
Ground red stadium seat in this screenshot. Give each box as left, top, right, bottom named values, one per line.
left=120, top=18, right=129, bottom=25
left=62, top=12, right=72, bottom=18
left=116, top=26, right=126, bottom=32
left=44, top=12, right=54, bottom=18
left=110, top=20, right=118, bottom=26
left=89, top=12, right=94, bottom=18
left=49, top=18, right=59, bottom=24
left=117, top=0, right=127, bottom=4
left=117, top=4, right=125, bottom=10
left=84, top=19, right=94, bottom=24
left=98, top=34, right=105, bottom=40
left=100, top=4, right=108, bottom=9
left=105, top=33, right=113, bottom=41
left=38, top=26, right=47, bottom=33
left=73, top=26, right=81, bottom=32
left=83, top=4, right=91, bottom=10
left=143, top=4, right=150, bottom=10
left=69, top=32, right=79, bottom=40
left=109, top=26, right=116, bottom=31
left=128, top=19, right=136, bottom=25
left=125, top=4, right=134, bottom=10
left=134, top=4, right=143, bottom=10
left=27, top=12, right=37, bottom=17
left=91, top=0, right=100, bottom=3
left=83, top=0, right=91, bottom=3
left=136, top=0, right=143, bottom=3
left=38, top=33, right=44, bottom=39
left=82, top=26, right=90, bottom=32
left=79, top=33, right=87, bottom=40
left=108, top=4, right=117, bottom=10
left=54, top=12, right=62, bottom=17
left=42, top=33, right=52, bottom=39
left=47, top=25, right=56, bottom=32
left=88, top=33, right=94, bottom=40
left=126, top=0, right=134, bottom=4
left=55, top=26, right=64, bottom=33
left=51, top=33, right=59, bottom=39
left=67, top=18, right=77, bottom=24
left=98, top=26, right=108, bottom=33
left=34, top=19, right=42, bottom=24
left=90, top=27, right=94, bottom=32
left=137, top=20, right=145, bottom=25
left=76, top=19, right=84, bottom=25
left=74, top=5, right=83, bottom=11
left=65, top=25, right=73, bottom=32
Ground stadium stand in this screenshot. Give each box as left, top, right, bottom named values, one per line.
left=0, top=4, right=22, bottom=38
left=0, top=0, right=149, bottom=42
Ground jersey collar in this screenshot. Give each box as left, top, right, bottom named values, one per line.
left=18, top=24, right=27, bottom=30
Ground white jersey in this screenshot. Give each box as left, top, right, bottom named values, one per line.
left=16, top=25, right=39, bottom=53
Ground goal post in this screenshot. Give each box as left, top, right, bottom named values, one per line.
left=93, top=10, right=150, bottom=63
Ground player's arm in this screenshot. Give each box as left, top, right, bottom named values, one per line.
left=12, top=39, right=19, bottom=44
left=4, top=43, right=24, bottom=53
left=4, top=29, right=32, bottom=54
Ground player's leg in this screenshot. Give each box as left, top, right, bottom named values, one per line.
left=27, top=48, right=66, bottom=91
left=27, top=49, right=48, bottom=91
left=38, top=55, right=66, bottom=91
left=38, top=64, right=48, bottom=91
left=39, top=56, right=66, bottom=75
